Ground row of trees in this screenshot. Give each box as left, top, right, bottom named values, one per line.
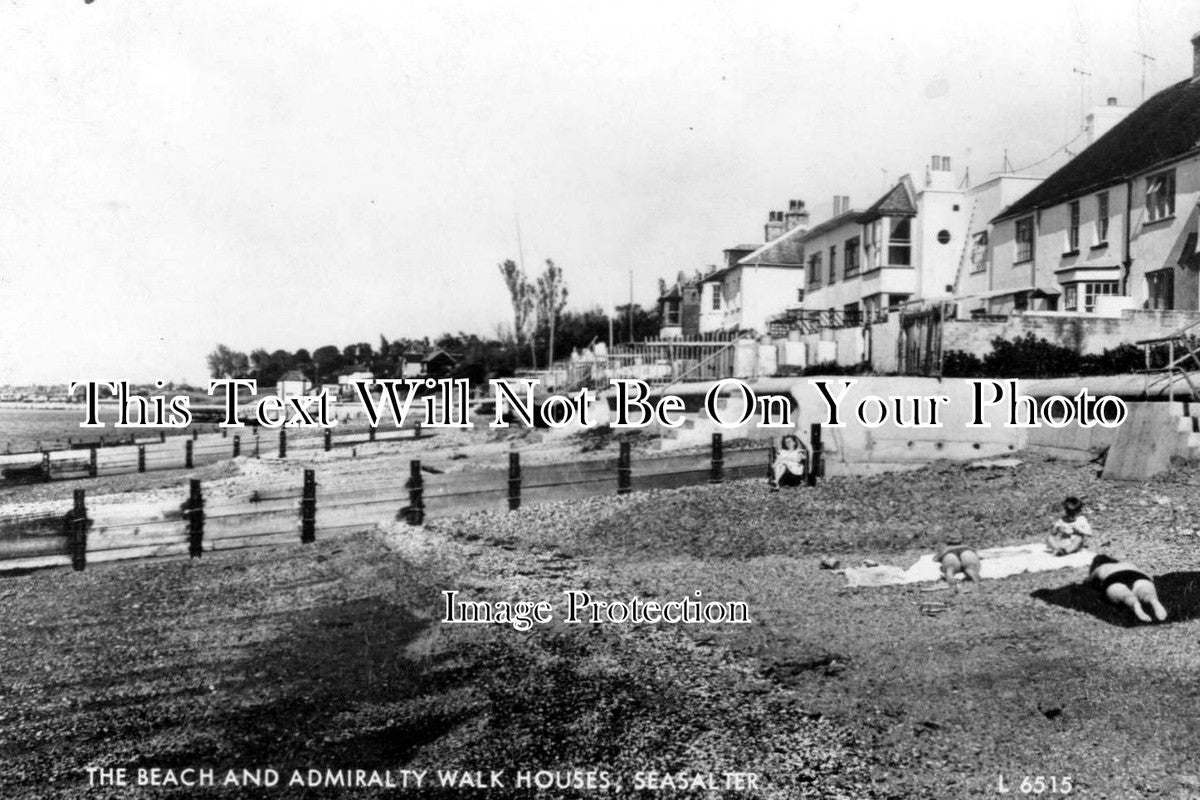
left=207, top=256, right=660, bottom=383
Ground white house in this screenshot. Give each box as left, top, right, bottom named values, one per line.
left=985, top=34, right=1200, bottom=316
left=276, top=370, right=312, bottom=403
left=699, top=200, right=809, bottom=334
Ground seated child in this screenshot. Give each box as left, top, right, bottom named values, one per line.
left=1047, top=496, right=1092, bottom=556
left=937, top=538, right=982, bottom=587
left=772, top=434, right=809, bottom=489
left=1089, top=554, right=1168, bottom=623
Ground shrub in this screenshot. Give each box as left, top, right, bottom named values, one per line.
left=940, top=350, right=985, bottom=378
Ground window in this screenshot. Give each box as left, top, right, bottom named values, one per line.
left=888, top=218, right=912, bottom=265
left=711, top=288, right=721, bottom=311
left=1146, top=170, right=1175, bottom=222
left=844, top=236, right=860, bottom=276
left=1095, top=191, right=1109, bottom=244
left=1063, top=281, right=1119, bottom=312
left=1067, top=201, right=1080, bottom=252
left=796, top=288, right=804, bottom=303
left=865, top=220, right=883, bottom=268
left=1015, top=217, right=1034, bottom=263
left=969, top=231, right=989, bottom=273
left=808, top=252, right=823, bottom=286
left=843, top=302, right=862, bottom=327
left=828, top=245, right=837, bottom=283
left=937, top=229, right=951, bottom=245
left=664, top=300, right=681, bottom=326
left=1147, top=268, right=1175, bottom=309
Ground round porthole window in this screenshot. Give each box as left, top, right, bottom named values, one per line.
left=937, top=229, right=951, bottom=244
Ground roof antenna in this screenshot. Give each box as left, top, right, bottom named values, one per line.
left=1072, top=67, right=1092, bottom=131
left=1002, top=149, right=1014, bottom=174
left=1134, top=50, right=1156, bottom=101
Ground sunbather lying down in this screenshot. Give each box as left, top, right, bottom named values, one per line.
left=1089, top=554, right=1168, bottom=623
left=937, top=539, right=981, bottom=588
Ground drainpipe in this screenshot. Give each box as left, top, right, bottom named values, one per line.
left=1121, top=179, right=1134, bottom=295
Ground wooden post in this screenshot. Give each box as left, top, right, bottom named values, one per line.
left=406, top=459, right=425, bottom=525
left=617, top=441, right=632, bottom=495
left=233, top=435, right=241, bottom=458
left=185, top=479, right=204, bottom=558
left=710, top=433, right=724, bottom=483
left=279, top=428, right=287, bottom=459
left=301, top=469, right=316, bottom=543
left=807, top=423, right=823, bottom=487
left=41, top=452, right=51, bottom=482
left=324, top=428, right=332, bottom=452
left=88, top=447, right=98, bottom=478
left=192, top=429, right=198, bottom=441
left=508, top=451, right=521, bottom=511
left=369, top=426, right=376, bottom=442
left=185, top=439, right=193, bottom=469
left=221, top=426, right=227, bottom=438
left=767, top=441, right=778, bottom=489
left=255, top=435, right=260, bottom=459
left=160, top=431, right=166, bottom=444
left=414, top=421, right=422, bottom=440
left=69, top=489, right=88, bottom=571
left=137, top=445, right=146, bottom=473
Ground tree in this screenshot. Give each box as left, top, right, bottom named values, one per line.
left=312, top=345, right=343, bottom=384
left=536, top=258, right=568, bottom=368
left=498, top=258, right=536, bottom=368
left=206, top=344, right=251, bottom=379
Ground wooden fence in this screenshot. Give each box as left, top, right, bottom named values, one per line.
left=0, top=433, right=807, bottom=575
left=0, top=425, right=424, bottom=486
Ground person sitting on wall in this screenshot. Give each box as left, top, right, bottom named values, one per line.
left=771, top=434, right=809, bottom=490
left=1089, top=554, right=1168, bottom=623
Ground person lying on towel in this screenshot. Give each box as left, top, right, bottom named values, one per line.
left=937, top=538, right=982, bottom=587
left=1089, top=554, right=1168, bottom=623
left=1047, top=496, right=1092, bottom=556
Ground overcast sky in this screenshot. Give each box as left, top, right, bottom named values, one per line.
left=0, top=1, right=1196, bottom=385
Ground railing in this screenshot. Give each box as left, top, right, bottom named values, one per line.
left=547, top=334, right=747, bottom=391
left=1135, top=316, right=1200, bottom=402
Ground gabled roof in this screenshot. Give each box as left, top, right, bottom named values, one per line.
left=735, top=224, right=806, bottom=267
left=862, top=177, right=917, bottom=221
left=279, top=370, right=308, bottom=382
left=995, top=77, right=1200, bottom=222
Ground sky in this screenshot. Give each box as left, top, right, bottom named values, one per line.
left=0, top=0, right=1196, bottom=385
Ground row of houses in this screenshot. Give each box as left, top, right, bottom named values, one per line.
left=658, top=32, right=1200, bottom=370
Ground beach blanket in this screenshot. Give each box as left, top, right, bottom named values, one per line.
left=843, top=543, right=1095, bottom=588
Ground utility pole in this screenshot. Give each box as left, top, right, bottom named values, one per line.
left=1135, top=50, right=1156, bottom=102
left=627, top=269, right=634, bottom=342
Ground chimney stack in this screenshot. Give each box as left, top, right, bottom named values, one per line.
left=1193, top=31, right=1200, bottom=80
left=783, top=199, right=809, bottom=232
left=832, top=196, right=842, bottom=216
left=764, top=210, right=785, bottom=241
left=1107, top=96, right=1118, bottom=106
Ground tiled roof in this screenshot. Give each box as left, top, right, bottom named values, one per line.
left=862, top=179, right=917, bottom=220
left=995, top=77, right=1200, bottom=222
left=736, top=225, right=807, bottom=267
left=798, top=210, right=865, bottom=242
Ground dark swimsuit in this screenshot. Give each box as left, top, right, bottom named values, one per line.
left=1098, top=570, right=1150, bottom=591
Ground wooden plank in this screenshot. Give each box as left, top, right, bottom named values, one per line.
left=207, top=512, right=300, bottom=539
left=207, top=531, right=301, bottom=551
left=523, top=458, right=616, bottom=487
left=88, top=542, right=190, bottom=563
left=423, top=488, right=510, bottom=518
left=635, top=468, right=712, bottom=492
left=422, top=469, right=508, bottom=497
left=0, top=553, right=72, bottom=572
left=0, top=537, right=69, bottom=559
left=88, top=523, right=188, bottom=552
left=520, top=477, right=619, bottom=506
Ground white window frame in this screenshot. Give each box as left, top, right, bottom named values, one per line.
left=1067, top=200, right=1080, bottom=252
left=1015, top=217, right=1035, bottom=263
left=1095, top=191, right=1109, bottom=244
left=1146, top=169, right=1176, bottom=223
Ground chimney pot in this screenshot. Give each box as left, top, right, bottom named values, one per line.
left=1192, top=31, right=1200, bottom=80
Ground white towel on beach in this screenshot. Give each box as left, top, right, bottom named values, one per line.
left=844, top=543, right=1095, bottom=587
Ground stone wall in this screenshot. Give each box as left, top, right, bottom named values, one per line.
left=942, top=309, right=1200, bottom=358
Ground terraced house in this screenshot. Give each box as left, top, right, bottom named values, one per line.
left=985, top=33, right=1200, bottom=316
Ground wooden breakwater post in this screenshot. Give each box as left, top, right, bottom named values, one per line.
left=232, top=435, right=240, bottom=458
left=807, top=423, right=823, bottom=487
left=184, top=479, right=205, bottom=558
left=137, top=445, right=146, bottom=473
left=278, top=429, right=287, bottom=459
left=88, top=447, right=98, bottom=479
left=405, top=459, right=425, bottom=525
left=508, top=451, right=521, bottom=511
left=368, top=426, right=376, bottom=443
left=710, top=433, right=724, bottom=483
left=184, top=439, right=194, bottom=470
left=414, top=422, right=422, bottom=440
left=767, top=440, right=777, bottom=489
left=41, top=452, right=51, bottom=483
left=323, top=429, right=332, bottom=452
left=68, top=489, right=88, bottom=571
left=617, top=441, right=632, bottom=495
left=159, top=431, right=166, bottom=444
left=301, top=469, right=316, bottom=543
